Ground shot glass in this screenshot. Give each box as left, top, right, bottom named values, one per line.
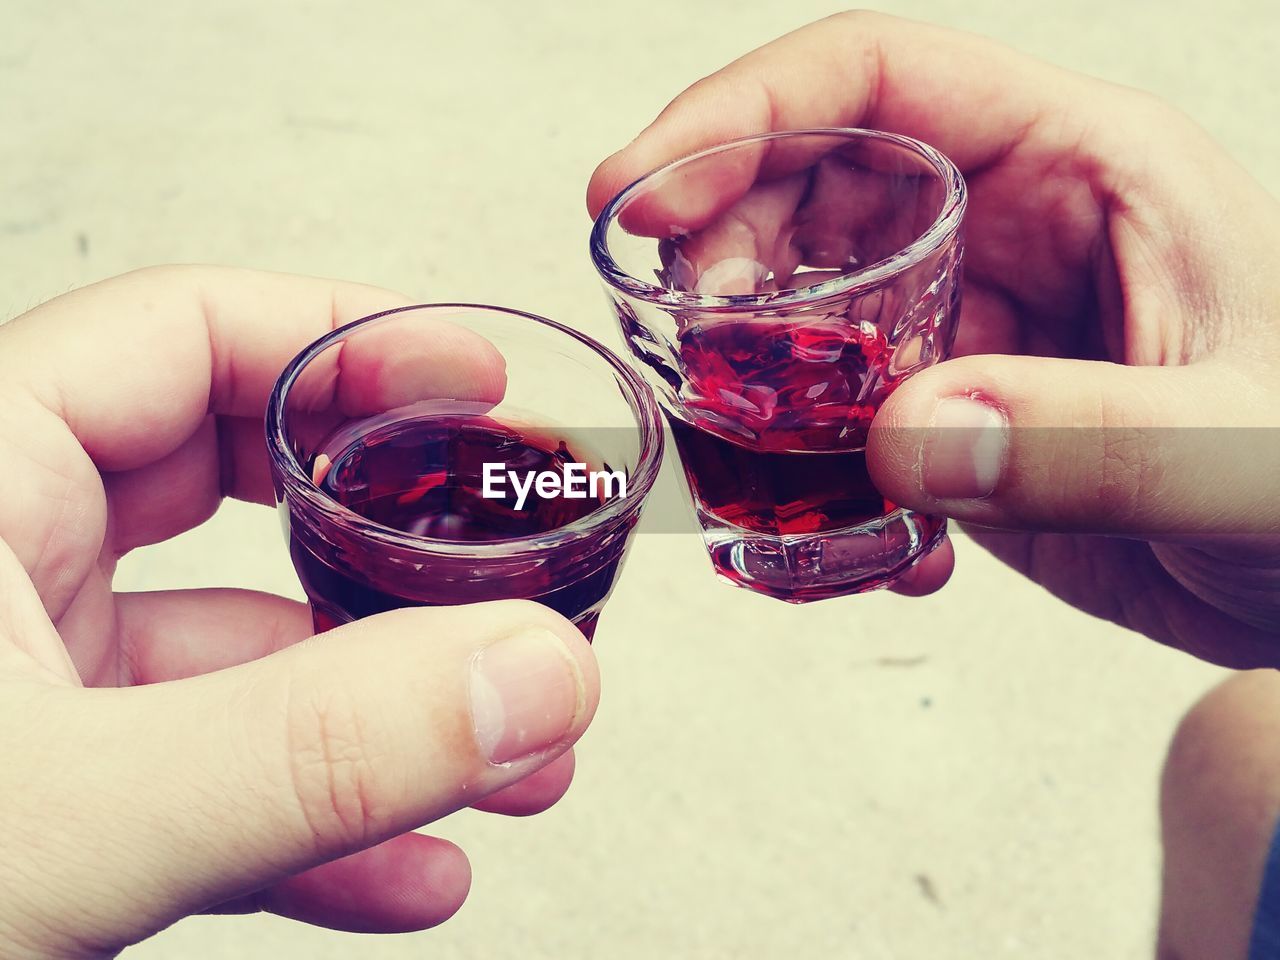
left=266, top=303, right=664, bottom=640
left=590, top=129, right=966, bottom=602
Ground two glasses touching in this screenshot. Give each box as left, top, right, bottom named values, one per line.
left=268, top=130, right=967, bottom=635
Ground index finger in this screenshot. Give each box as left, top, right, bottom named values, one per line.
left=0, top=266, right=508, bottom=561
left=1, top=265, right=505, bottom=472
left=586, top=11, right=1078, bottom=218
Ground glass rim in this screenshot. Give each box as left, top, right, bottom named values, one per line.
left=265, top=302, right=665, bottom=558
left=589, top=127, right=967, bottom=312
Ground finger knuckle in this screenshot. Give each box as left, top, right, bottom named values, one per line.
left=1086, top=395, right=1153, bottom=526
left=831, top=9, right=883, bottom=28
left=1161, top=673, right=1280, bottom=855
left=1113, top=85, right=1212, bottom=155
left=120, top=263, right=188, bottom=285
left=1119, top=85, right=1183, bottom=127
left=285, top=679, right=394, bottom=856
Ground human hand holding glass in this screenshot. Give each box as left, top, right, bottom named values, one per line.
left=588, top=11, right=1280, bottom=665
left=0, top=267, right=599, bottom=957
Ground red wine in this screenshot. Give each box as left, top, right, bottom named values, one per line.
left=289, top=409, right=622, bottom=639
left=677, top=315, right=893, bottom=452
left=667, top=315, right=944, bottom=599
left=673, top=316, right=897, bottom=535
left=668, top=419, right=890, bottom=535
left=316, top=414, right=604, bottom=540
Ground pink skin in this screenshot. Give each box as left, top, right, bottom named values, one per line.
left=0, top=267, right=587, bottom=949
left=114, top=587, right=578, bottom=928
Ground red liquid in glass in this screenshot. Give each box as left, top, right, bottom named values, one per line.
left=668, top=419, right=891, bottom=536
left=290, top=412, right=617, bottom=638
left=673, top=316, right=897, bottom=533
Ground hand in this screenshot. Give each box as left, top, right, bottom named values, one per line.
left=589, top=11, right=1280, bottom=666
left=0, top=266, right=599, bottom=958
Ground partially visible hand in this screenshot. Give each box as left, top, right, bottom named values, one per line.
left=0, top=266, right=599, bottom=958
left=589, top=12, right=1280, bottom=666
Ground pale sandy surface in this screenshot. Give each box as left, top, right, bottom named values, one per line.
left=3, top=1, right=1277, bottom=957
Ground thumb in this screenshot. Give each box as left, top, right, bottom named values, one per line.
left=867, top=354, right=1280, bottom=537
left=24, top=600, right=596, bottom=954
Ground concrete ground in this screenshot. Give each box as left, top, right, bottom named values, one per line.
left=3, top=1, right=1276, bottom=957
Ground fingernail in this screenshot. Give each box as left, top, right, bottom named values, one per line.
left=470, top=628, right=585, bottom=765
left=696, top=257, right=769, bottom=295
left=922, top=396, right=1008, bottom=499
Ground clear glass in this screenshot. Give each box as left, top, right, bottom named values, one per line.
left=266, top=303, right=664, bottom=640
left=590, top=129, right=966, bottom=602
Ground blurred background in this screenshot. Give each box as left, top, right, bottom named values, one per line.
left=3, top=1, right=1276, bottom=957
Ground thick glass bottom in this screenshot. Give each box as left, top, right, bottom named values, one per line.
left=701, top=508, right=946, bottom=603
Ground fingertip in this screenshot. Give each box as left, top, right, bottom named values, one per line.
left=486, top=599, right=601, bottom=726
left=470, top=748, right=577, bottom=817
left=335, top=315, right=508, bottom=416
left=888, top=535, right=955, bottom=596
left=586, top=69, right=772, bottom=232
left=588, top=149, right=684, bottom=239
left=587, top=151, right=630, bottom=220
left=256, top=834, right=473, bottom=933
left=866, top=360, right=964, bottom=510
left=418, top=837, right=473, bottom=926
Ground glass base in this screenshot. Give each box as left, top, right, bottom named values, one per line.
left=700, top=508, right=946, bottom=603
